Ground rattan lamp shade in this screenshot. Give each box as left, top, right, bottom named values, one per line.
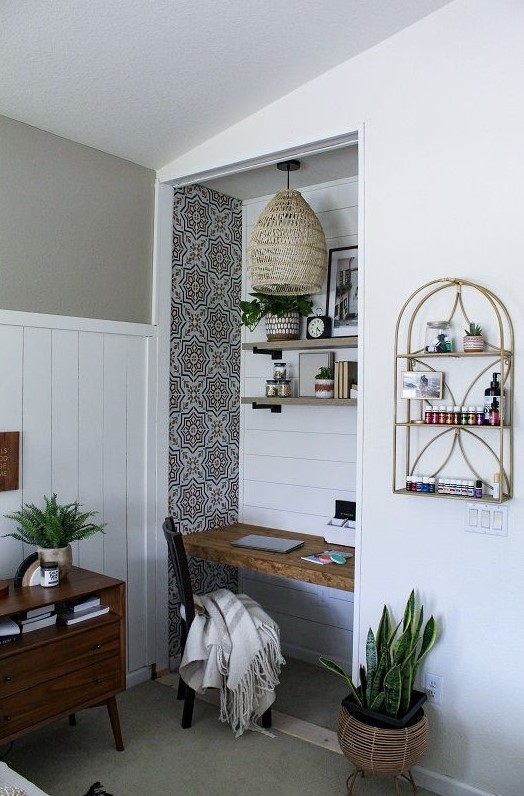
left=247, top=189, right=328, bottom=296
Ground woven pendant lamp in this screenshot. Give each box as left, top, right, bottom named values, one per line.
left=247, top=160, right=328, bottom=296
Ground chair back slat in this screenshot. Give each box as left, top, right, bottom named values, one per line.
left=162, top=517, right=196, bottom=628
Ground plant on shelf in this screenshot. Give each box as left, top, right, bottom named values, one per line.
left=315, top=367, right=334, bottom=380
left=463, top=321, right=484, bottom=352
left=240, top=292, right=313, bottom=329
left=314, top=366, right=335, bottom=399
left=320, top=589, right=437, bottom=723
left=240, top=292, right=312, bottom=340
left=3, top=493, right=106, bottom=578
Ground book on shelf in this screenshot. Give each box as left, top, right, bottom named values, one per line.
left=58, top=604, right=110, bottom=626
left=24, top=603, right=56, bottom=620
left=61, top=595, right=101, bottom=614
left=18, top=613, right=57, bottom=633
left=18, top=611, right=55, bottom=626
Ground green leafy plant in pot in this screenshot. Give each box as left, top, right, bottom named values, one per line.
left=320, top=589, right=437, bottom=728
left=240, top=292, right=313, bottom=340
left=3, top=493, right=106, bottom=579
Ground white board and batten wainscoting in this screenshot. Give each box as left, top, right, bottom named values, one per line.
left=240, top=176, right=358, bottom=671
left=0, top=310, right=157, bottom=685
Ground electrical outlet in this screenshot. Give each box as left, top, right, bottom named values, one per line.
left=424, top=673, right=443, bottom=705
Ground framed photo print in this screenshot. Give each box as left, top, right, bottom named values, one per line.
left=401, top=371, right=443, bottom=400
left=325, top=246, right=358, bottom=337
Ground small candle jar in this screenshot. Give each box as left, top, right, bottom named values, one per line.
left=265, top=379, right=279, bottom=397
left=40, top=563, right=60, bottom=587
left=273, top=362, right=287, bottom=380
left=276, top=379, right=292, bottom=398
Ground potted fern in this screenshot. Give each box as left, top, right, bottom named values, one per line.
left=3, top=494, right=106, bottom=578
left=240, top=292, right=313, bottom=340
left=463, top=321, right=484, bottom=352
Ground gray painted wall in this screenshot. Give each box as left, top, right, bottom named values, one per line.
left=0, top=115, right=154, bottom=322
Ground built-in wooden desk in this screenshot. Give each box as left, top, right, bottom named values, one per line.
left=183, top=523, right=354, bottom=592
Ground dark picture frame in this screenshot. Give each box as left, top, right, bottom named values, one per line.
left=401, top=371, right=444, bottom=400
left=325, top=246, right=358, bottom=337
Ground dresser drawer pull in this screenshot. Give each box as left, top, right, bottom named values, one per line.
left=4, top=675, right=12, bottom=682
left=93, top=644, right=102, bottom=649
left=4, top=715, right=11, bottom=722
left=95, top=677, right=103, bottom=684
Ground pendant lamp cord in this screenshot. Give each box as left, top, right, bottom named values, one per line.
left=286, top=164, right=290, bottom=190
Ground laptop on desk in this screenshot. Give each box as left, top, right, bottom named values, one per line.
left=231, top=534, right=305, bottom=553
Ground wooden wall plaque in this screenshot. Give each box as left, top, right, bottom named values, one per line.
left=0, top=432, right=20, bottom=492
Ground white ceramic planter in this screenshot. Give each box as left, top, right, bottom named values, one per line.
left=265, top=311, right=300, bottom=341
left=315, top=378, right=334, bottom=399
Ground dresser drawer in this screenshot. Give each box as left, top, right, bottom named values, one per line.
left=0, top=655, right=121, bottom=740
left=0, top=621, right=120, bottom=698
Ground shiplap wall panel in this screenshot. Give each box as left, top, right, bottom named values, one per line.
left=126, top=335, right=148, bottom=673
left=102, top=335, right=128, bottom=585
left=0, top=314, right=154, bottom=678
left=51, top=330, right=80, bottom=562
left=0, top=325, right=24, bottom=574
left=78, top=332, right=105, bottom=574
left=240, top=177, right=357, bottom=667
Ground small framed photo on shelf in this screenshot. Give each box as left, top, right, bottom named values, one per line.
left=401, top=371, right=443, bottom=400
left=325, top=246, right=358, bottom=337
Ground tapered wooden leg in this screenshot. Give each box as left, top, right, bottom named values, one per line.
left=106, top=696, right=124, bottom=751
left=68, top=714, right=76, bottom=726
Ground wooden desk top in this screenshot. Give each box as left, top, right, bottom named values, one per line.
left=183, top=523, right=354, bottom=592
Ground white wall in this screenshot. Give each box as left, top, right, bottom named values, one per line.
left=239, top=177, right=357, bottom=669
left=158, top=2, right=524, bottom=794
left=0, top=311, right=157, bottom=683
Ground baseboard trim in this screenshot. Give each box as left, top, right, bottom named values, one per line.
left=126, top=665, right=153, bottom=689
left=413, top=765, right=495, bottom=796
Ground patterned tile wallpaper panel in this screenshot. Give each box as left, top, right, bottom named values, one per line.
left=168, top=184, right=241, bottom=661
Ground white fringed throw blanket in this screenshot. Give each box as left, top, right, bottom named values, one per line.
left=179, top=589, right=285, bottom=737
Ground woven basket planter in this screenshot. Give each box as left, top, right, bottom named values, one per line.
left=337, top=706, right=428, bottom=779
left=264, top=311, right=300, bottom=341
left=247, top=190, right=327, bottom=296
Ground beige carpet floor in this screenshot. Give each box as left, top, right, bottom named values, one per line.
left=2, top=659, right=437, bottom=796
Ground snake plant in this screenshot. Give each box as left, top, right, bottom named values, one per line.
left=320, top=589, right=437, bottom=719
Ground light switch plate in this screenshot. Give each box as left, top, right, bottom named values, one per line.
left=465, top=502, right=508, bottom=536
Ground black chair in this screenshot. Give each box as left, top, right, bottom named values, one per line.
left=162, top=517, right=272, bottom=730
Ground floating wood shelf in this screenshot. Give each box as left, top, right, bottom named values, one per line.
left=242, top=335, right=357, bottom=354
left=241, top=397, right=357, bottom=407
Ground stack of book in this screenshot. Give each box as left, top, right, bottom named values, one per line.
left=334, top=360, right=358, bottom=399
left=58, top=595, right=109, bottom=625
left=0, top=617, right=21, bottom=646
left=16, top=604, right=57, bottom=633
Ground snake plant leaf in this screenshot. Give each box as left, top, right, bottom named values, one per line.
left=403, top=589, right=415, bottom=631
left=365, top=628, right=378, bottom=705
left=392, top=625, right=413, bottom=666
left=384, top=664, right=402, bottom=716
left=400, top=661, right=415, bottom=715
left=369, top=650, right=388, bottom=706
left=369, top=692, right=385, bottom=712
left=417, top=615, right=437, bottom=663
left=376, top=605, right=391, bottom=659
left=359, top=665, right=367, bottom=704
left=318, top=657, right=363, bottom=706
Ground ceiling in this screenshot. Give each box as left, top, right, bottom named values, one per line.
left=0, top=0, right=453, bottom=171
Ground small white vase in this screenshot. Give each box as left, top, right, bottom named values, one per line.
left=315, top=379, right=335, bottom=399
left=38, top=544, right=73, bottom=579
